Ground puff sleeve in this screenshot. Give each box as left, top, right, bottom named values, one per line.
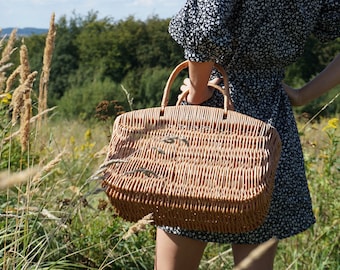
left=313, top=0, right=340, bottom=42
left=168, top=0, right=236, bottom=62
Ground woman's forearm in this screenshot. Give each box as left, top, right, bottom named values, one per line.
left=298, top=54, right=340, bottom=105
left=187, top=61, right=215, bottom=104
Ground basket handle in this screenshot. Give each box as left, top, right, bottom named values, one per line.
left=160, top=60, right=234, bottom=116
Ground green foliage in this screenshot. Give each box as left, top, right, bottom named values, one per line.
left=102, top=17, right=148, bottom=82
left=0, top=118, right=157, bottom=269
left=138, top=67, right=173, bottom=108
left=68, top=213, right=155, bottom=269
left=284, top=37, right=340, bottom=117
left=136, top=17, right=183, bottom=68
left=22, top=34, right=47, bottom=74
left=276, top=118, right=340, bottom=270
left=2, top=117, right=338, bottom=269
left=19, top=13, right=184, bottom=117
left=16, top=13, right=338, bottom=119
left=0, top=99, right=38, bottom=171
left=293, top=86, right=340, bottom=117
left=285, top=36, right=340, bottom=86
left=2, top=11, right=339, bottom=270
left=121, top=66, right=186, bottom=109
left=48, top=16, right=80, bottom=106
left=57, top=78, right=126, bottom=120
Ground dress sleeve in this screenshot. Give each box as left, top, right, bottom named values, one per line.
left=313, top=0, right=340, bottom=42
left=168, top=0, right=236, bottom=62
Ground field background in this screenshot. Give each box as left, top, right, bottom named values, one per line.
left=1, top=13, right=339, bottom=269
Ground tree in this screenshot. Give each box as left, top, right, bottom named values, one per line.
left=19, top=13, right=338, bottom=118
left=136, top=17, right=183, bottom=68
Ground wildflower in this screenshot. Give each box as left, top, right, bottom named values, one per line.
left=70, top=136, right=75, bottom=145
left=85, top=129, right=92, bottom=141
left=327, top=118, right=339, bottom=129
left=0, top=92, right=12, bottom=104
left=322, top=118, right=339, bottom=131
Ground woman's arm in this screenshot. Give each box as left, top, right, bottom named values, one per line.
left=284, top=54, right=340, bottom=106
left=185, top=61, right=215, bottom=104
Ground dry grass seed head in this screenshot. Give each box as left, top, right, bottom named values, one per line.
left=1, top=29, right=17, bottom=57
left=20, top=44, right=30, bottom=84
left=122, top=213, right=154, bottom=240
left=10, top=84, right=25, bottom=125
left=5, top=65, right=21, bottom=93
left=0, top=62, right=13, bottom=73
left=0, top=62, right=14, bottom=89
left=20, top=96, right=32, bottom=152
left=38, top=13, right=56, bottom=126
left=0, top=166, right=39, bottom=189
left=0, top=63, right=14, bottom=90
left=0, top=72, right=6, bottom=91
left=0, top=32, right=5, bottom=49
left=2, top=106, right=57, bottom=144
left=19, top=71, right=37, bottom=151
left=32, top=150, right=67, bottom=184
left=42, top=13, right=56, bottom=79
left=11, top=71, right=37, bottom=126
left=0, top=28, right=17, bottom=66
left=94, top=145, right=108, bottom=159
left=0, top=30, right=17, bottom=90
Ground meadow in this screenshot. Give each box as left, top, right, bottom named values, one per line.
left=1, top=16, right=339, bottom=269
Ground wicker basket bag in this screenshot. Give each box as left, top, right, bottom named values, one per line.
left=102, top=61, right=282, bottom=233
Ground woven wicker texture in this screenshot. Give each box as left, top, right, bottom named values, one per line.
left=103, top=61, right=282, bottom=233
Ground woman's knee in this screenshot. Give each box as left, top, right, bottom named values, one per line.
left=155, top=228, right=207, bottom=270
left=232, top=238, right=278, bottom=270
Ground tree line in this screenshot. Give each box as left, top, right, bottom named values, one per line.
left=9, top=11, right=340, bottom=120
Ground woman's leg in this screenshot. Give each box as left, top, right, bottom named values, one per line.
left=232, top=239, right=278, bottom=270
left=154, top=228, right=207, bottom=270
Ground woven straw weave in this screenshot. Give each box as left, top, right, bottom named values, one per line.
left=102, top=61, right=282, bottom=233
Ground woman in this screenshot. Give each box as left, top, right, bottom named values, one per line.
left=155, top=1, right=340, bottom=269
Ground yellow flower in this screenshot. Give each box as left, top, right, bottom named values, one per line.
left=85, top=129, right=92, bottom=141
left=70, top=136, right=76, bottom=145
left=322, top=118, right=339, bottom=131
left=328, top=118, right=339, bottom=129
left=0, top=93, right=12, bottom=104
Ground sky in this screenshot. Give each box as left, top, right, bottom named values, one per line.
left=0, top=0, right=184, bottom=28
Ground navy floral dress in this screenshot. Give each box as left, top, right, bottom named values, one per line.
left=161, top=0, right=340, bottom=244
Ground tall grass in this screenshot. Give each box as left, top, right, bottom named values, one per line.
left=1, top=16, right=339, bottom=269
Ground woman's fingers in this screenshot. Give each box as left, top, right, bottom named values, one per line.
left=180, top=77, right=222, bottom=93
left=179, top=77, right=223, bottom=104
left=184, top=77, right=191, bottom=85
left=180, top=78, right=191, bottom=92
left=180, top=84, right=189, bottom=92
left=210, top=77, right=222, bottom=85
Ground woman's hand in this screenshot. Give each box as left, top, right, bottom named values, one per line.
left=179, top=77, right=222, bottom=104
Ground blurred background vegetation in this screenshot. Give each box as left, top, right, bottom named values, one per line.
left=7, top=11, right=340, bottom=121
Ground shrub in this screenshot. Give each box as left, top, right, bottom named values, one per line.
left=57, top=78, right=127, bottom=120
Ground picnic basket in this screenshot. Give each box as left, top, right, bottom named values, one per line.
left=102, top=61, right=282, bottom=233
